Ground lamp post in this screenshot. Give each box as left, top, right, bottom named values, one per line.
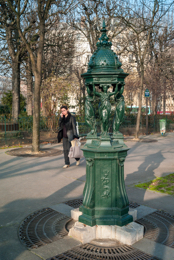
left=145, top=88, right=150, bottom=135
left=79, top=20, right=133, bottom=227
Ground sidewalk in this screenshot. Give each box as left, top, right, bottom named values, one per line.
left=0, top=133, right=174, bottom=260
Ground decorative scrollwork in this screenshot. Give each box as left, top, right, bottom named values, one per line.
left=118, top=157, right=125, bottom=166
left=86, top=158, right=94, bottom=167
left=101, top=170, right=110, bottom=198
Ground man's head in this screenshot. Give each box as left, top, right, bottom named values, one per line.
left=60, top=105, right=68, bottom=116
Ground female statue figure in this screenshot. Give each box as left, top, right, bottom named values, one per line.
left=113, top=83, right=125, bottom=134
left=93, top=84, right=118, bottom=135
left=85, top=84, right=97, bottom=136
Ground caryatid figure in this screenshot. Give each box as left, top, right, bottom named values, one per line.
left=113, top=83, right=125, bottom=134
left=93, top=84, right=118, bottom=135
left=85, top=84, right=97, bottom=136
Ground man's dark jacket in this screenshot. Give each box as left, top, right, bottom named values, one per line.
left=57, top=113, right=78, bottom=143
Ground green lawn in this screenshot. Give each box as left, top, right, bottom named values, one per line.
left=135, top=173, right=174, bottom=196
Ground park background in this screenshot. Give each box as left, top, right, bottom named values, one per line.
left=0, top=0, right=174, bottom=149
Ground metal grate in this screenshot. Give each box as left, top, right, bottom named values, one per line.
left=129, top=202, right=140, bottom=208
left=64, top=199, right=83, bottom=208
left=18, top=208, right=71, bottom=249
left=47, top=243, right=160, bottom=260
left=65, top=198, right=140, bottom=209
left=136, top=210, right=174, bottom=248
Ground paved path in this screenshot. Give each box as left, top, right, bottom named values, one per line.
left=0, top=133, right=174, bottom=260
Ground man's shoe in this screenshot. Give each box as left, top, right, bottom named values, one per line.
left=63, top=165, right=70, bottom=168
left=76, top=160, right=80, bottom=166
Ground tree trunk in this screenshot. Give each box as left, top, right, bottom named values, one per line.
left=42, top=96, right=47, bottom=117
left=79, top=83, right=82, bottom=113
left=152, top=90, right=157, bottom=115
left=82, top=78, right=86, bottom=110
left=163, top=89, right=166, bottom=115
left=5, top=25, right=20, bottom=121
left=32, top=72, right=41, bottom=153
left=12, top=60, right=20, bottom=121
left=135, top=69, right=144, bottom=138
left=26, top=58, right=33, bottom=116
left=31, top=20, right=45, bottom=153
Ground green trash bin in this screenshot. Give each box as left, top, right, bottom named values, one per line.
left=159, top=119, right=166, bottom=135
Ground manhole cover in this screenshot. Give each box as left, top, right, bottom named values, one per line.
left=65, top=199, right=140, bottom=209
left=6, top=148, right=63, bottom=157
left=47, top=242, right=160, bottom=260
left=136, top=210, right=174, bottom=248
left=18, top=208, right=71, bottom=248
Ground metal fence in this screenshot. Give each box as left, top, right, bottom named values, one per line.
left=0, top=115, right=90, bottom=146
left=118, top=114, right=174, bottom=135
left=0, top=114, right=174, bottom=146
left=0, top=115, right=59, bottom=146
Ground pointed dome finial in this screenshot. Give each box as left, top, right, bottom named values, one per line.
left=102, top=19, right=106, bottom=29
left=101, top=19, right=107, bottom=33
left=96, top=18, right=111, bottom=48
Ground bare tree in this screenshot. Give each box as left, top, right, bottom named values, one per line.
left=41, top=22, right=75, bottom=116
left=0, top=1, right=26, bottom=120
left=43, top=22, right=75, bottom=79
left=41, top=75, right=71, bottom=117
left=5, top=0, right=74, bottom=152
left=114, top=0, right=174, bottom=138
left=144, top=14, right=174, bottom=115
left=25, top=55, right=33, bottom=116
left=68, top=0, right=126, bottom=53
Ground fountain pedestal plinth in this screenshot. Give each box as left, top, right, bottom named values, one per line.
left=79, top=137, right=133, bottom=227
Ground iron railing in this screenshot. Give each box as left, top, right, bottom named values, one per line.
left=0, top=114, right=174, bottom=146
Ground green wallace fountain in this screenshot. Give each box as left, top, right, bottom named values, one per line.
left=69, top=21, right=144, bottom=245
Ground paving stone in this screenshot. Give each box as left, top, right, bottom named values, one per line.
left=50, top=203, right=74, bottom=217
